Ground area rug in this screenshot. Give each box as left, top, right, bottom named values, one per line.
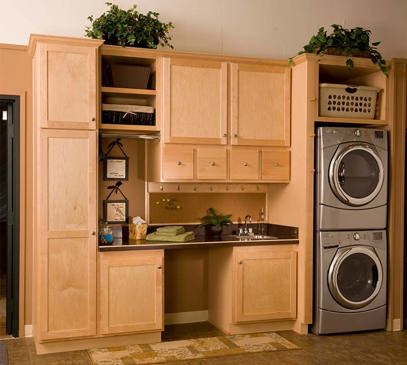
left=88, top=332, right=299, bottom=365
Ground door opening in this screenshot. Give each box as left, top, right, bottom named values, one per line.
left=0, top=96, right=20, bottom=337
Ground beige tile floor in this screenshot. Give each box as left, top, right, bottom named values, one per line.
left=3, top=322, right=407, bottom=365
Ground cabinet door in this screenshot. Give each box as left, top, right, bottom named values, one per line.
left=230, top=149, right=259, bottom=180
left=197, top=147, right=227, bottom=180
left=233, top=246, right=297, bottom=323
left=261, top=150, right=290, bottom=181
left=99, top=250, right=163, bottom=335
left=230, top=63, right=290, bottom=146
left=37, top=42, right=98, bottom=129
left=163, top=57, right=228, bottom=145
left=38, top=129, right=97, bottom=341
left=162, top=144, right=194, bottom=180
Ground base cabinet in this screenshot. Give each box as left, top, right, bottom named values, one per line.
left=233, top=246, right=297, bottom=323
left=99, top=250, right=164, bottom=335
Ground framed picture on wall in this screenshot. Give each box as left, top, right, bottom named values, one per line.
left=103, top=199, right=128, bottom=224
left=103, top=157, right=129, bottom=181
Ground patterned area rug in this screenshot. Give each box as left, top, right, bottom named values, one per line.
left=88, top=332, right=299, bottom=365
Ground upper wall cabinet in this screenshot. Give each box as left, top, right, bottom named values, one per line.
left=230, top=63, right=291, bottom=147
left=162, top=57, right=228, bottom=144
left=31, top=36, right=102, bottom=130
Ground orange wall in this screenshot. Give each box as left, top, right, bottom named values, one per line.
left=0, top=44, right=32, bottom=326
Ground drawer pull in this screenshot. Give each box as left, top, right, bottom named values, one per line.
left=91, top=231, right=96, bottom=236
left=157, top=266, right=162, bottom=269
left=177, top=161, right=182, bottom=166
left=210, top=161, right=216, bottom=166
left=91, top=117, right=96, bottom=121
left=223, top=133, right=228, bottom=137
left=273, top=162, right=280, bottom=167
left=234, top=133, right=238, bottom=138
left=243, top=162, right=248, bottom=167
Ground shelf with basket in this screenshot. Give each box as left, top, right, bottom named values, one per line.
left=100, top=46, right=161, bottom=133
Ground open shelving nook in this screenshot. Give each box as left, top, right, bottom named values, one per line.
left=99, top=45, right=161, bottom=134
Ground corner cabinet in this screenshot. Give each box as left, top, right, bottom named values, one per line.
left=31, top=36, right=102, bottom=344
left=99, top=250, right=164, bottom=335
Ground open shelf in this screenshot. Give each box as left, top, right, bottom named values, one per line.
left=99, top=123, right=160, bottom=134
left=101, top=87, right=156, bottom=96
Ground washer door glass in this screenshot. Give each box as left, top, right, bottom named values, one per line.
left=328, top=247, right=383, bottom=309
left=329, top=144, right=384, bottom=206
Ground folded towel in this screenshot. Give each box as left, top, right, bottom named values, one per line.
left=146, top=231, right=195, bottom=243
left=156, top=225, right=185, bottom=236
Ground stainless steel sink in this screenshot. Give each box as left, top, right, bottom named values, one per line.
left=224, top=234, right=278, bottom=241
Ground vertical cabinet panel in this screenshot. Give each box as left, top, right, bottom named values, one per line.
left=230, top=63, right=291, bottom=147
left=38, top=129, right=97, bottom=341
left=38, top=42, right=98, bottom=129
left=233, top=247, right=297, bottom=323
left=163, top=58, right=228, bottom=145
left=99, top=251, right=163, bottom=335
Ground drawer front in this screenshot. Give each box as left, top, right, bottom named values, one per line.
left=162, top=145, right=194, bottom=180
left=230, top=149, right=259, bottom=180
left=262, top=150, right=290, bottom=181
left=197, top=147, right=227, bottom=180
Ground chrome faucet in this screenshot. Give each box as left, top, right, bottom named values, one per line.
left=244, top=215, right=252, bottom=235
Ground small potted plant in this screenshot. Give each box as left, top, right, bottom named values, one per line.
left=85, top=2, right=174, bottom=49
left=294, top=24, right=388, bottom=75
left=200, top=208, right=232, bottom=237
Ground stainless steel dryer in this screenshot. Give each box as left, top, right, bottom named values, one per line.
left=316, top=126, right=388, bottom=230
left=313, top=230, right=387, bottom=334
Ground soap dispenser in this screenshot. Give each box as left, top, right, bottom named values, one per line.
left=257, top=208, right=266, bottom=236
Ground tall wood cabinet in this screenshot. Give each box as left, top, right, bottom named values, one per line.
left=30, top=35, right=102, bottom=343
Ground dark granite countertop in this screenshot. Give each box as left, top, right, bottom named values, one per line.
left=98, top=223, right=299, bottom=251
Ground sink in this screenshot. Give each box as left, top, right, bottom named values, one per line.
left=224, top=234, right=278, bottom=241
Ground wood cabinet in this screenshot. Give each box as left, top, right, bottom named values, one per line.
left=230, top=63, right=291, bottom=146
left=162, top=144, right=194, bottom=180
left=162, top=57, right=228, bottom=145
left=261, top=150, right=290, bottom=181
left=229, top=149, right=259, bottom=180
left=37, top=129, right=97, bottom=341
left=34, top=38, right=100, bottom=130
left=99, top=250, right=164, bottom=335
left=233, top=246, right=297, bottom=323
left=197, top=147, right=227, bottom=180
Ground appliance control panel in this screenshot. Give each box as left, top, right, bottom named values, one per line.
left=320, top=230, right=386, bottom=249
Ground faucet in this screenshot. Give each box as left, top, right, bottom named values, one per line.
left=244, top=215, right=252, bottom=235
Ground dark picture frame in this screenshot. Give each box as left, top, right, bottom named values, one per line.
left=103, top=199, right=128, bottom=224
left=103, top=156, right=129, bottom=181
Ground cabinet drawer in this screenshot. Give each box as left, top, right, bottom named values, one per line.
left=261, top=150, right=290, bottom=181
left=197, top=147, right=227, bottom=180
left=162, top=145, right=194, bottom=180
left=230, top=149, right=259, bottom=180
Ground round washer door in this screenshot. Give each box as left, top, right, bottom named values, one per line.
left=328, top=246, right=383, bottom=309
left=329, top=143, right=384, bottom=206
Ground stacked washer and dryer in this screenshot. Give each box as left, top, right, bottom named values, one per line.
left=313, top=126, right=388, bottom=334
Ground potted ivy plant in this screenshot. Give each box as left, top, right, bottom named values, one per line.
left=200, top=208, right=232, bottom=237
left=294, top=24, right=388, bottom=75
left=85, top=2, right=174, bottom=49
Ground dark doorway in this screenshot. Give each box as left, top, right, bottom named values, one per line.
left=0, top=96, right=20, bottom=337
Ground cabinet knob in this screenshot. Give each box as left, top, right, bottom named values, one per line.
left=273, top=162, right=280, bottom=167
left=157, top=266, right=162, bottom=269
left=91, top=117, right=96, bottom=122
left=239, top=261, right=243, bottom=264
left=91, top=231, right=96, bottom=236
left=177, top=161, right=182, bottom=166
left=223, top=133, right=228, bottom=137
left=234, top=133, right=238, bottom=138
left=210, top=161, right=216, bottom=166
left=243, top=162, right=248, bottom=167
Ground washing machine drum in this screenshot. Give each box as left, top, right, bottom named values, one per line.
left=329, top=143, right=384, bottom=206
left=328, top=246, right=383, bottom=309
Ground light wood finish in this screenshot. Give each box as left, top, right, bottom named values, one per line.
left=230, top=63, right=291, bottom=147
left=196, top=147, right=227, bottom=180
left=36, top=41, right=100, bottom=129
left=99, top=250, right=163, bottom=335
left=386, top=59, right=407, bottom=330
left=99, top=124, right=160, bottom=133
left=233, top=247, right=297, bottom=323
left=101, top=86, right=156, bottom=96
left=163, top=57, right=228, bottom=145
left=162, top=145, right=194, bottom=180
left=314, top=116, right=387, bottom=125
left=208, top=245, right=298, bottom=335
left=37, top=129, right=97, bottom=341
left=229, top=149, right=259, bottom=180
left=0, top=44, right=32, bottom=333
left=261, top=150, right=290, bottom=181
left=35, top=331, right=161, bottom=355
left=147, top=182, right=269, bottom=193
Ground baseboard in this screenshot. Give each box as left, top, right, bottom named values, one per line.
left=24, top=325, right=32, bottom=337
left=164, top=310, right=208, bottom=325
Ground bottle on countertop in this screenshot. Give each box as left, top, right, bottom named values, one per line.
left=257, top=208, right=266, bottom=236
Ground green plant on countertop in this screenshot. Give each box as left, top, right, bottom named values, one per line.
left=291, top=24, right=388, bottom=75
left=85, top=2, right=174, bottom=49
left=200, top=208, right=232, bottom=228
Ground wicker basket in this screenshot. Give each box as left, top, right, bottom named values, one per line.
left=319, top=83, right=380, bottom=119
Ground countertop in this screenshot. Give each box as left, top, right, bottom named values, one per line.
left=98, top=223, right=299, bottom=251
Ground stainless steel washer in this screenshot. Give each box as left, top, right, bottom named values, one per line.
left=316, top=127, right=388, bottom=230
left=313, top=230, right=387, bottom=334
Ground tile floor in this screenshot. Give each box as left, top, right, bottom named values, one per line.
left=0, top=275, right=6, bottom=338
left=2, top=322, right=407, bottom=365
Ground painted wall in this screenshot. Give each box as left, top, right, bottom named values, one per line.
left=1, top=0, right=407, bottom=59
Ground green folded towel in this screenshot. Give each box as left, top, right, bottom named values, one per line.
left=146, top=231, right=195, bottom=243
left=156, top=225, right=185, bottom=236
